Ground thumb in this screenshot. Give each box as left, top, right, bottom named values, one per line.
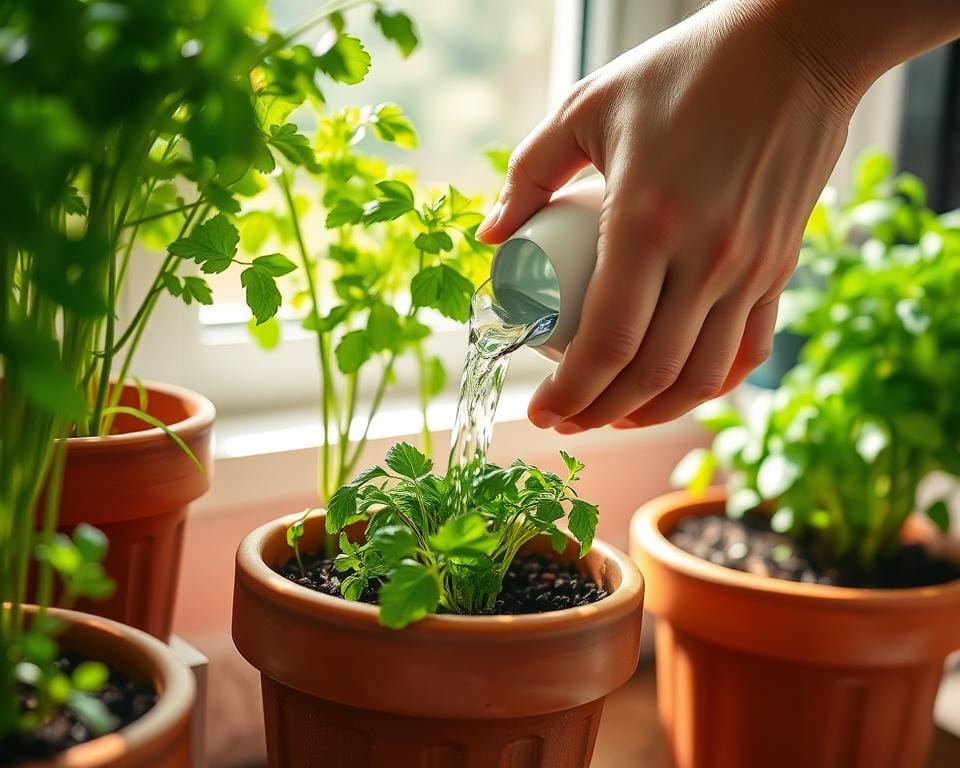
left=476, top=109, right=589, bottom=244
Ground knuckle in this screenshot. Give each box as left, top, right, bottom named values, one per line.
left=637, top=355, right=684, bottom=393
left=594, top=325, right=639, bottom=366
left=746, top=340, right=772, bottom=367
left=693, top=371, right=727, bottom=401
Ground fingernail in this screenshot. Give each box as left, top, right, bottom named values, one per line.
left=531, top=410, right=563, bottom=428
left=475, top=201, right=502, bottom=239
left=612, top=419, right=639, bottom=430
left=555, top=422, right=584, bottom=435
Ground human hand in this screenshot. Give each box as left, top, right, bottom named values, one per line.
left=476, top=0, right=872, bottom=432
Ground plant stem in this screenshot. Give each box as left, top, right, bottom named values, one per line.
left=122, top=200, right=202, bottom=229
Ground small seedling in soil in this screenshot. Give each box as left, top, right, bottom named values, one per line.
left=285, top=443, right=601, bottom=628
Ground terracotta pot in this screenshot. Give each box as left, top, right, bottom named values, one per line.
left=38, top=381, right=214, bottom=640
left=232, top=510, right=644, bottom=767
left=630, top=489, right=960, bottom=768
left=20, top=605, right=195, bottom=767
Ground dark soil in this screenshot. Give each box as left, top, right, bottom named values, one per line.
left=669, top=513, right=960, bottom=588
left=1, top=653, right=156, bottom=766
left=276, top=552, right=608, bottom=614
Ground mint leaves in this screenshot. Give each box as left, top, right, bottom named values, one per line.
left=290, top=443, right=601, bottom=628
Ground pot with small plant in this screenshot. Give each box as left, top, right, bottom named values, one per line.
left=631, top=160, right=960, bottom=768
left=3, top=0, right=420, bottom=639
left=233, top=443, right=644, bottom=767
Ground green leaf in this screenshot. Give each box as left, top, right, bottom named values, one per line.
left=549, top=528, right=569, bottom=554
left=73, top=524, right=108, bottom=564
left=340, top=573, right=367, bottom=601
left=352, top=466, right=389, bottom=486
left=726, top=488, right=761, bottom=519
left=420, top=355, right=445, bottom=399
left=182, top=276, right=214, bottom=305
left=385, top=442, right=433, bottom=479
left=168, top=214, right=238, bottom=274
left=756, top=453, right=801, bottom=499
left=370, top=102, right=418, bottom=148
left=410, top=265, right=474, bottom=322
left=482, top=146, right=511, bottom=175
left=369, top=524, right=418, bottom=562
left=854, top=149, right=893, bottom=198
left=893, top=412, right=943, bottom=449
left=63, top=186, right=88, bottom=216
left=326, top=484, right=360, bottom=533
left=429, top=514, right=496, bottom=556
left=376, top=179, right=415, bottom=205
left=161, top=272, right=182, bottom=298
left=534, top=499, right=564, bottom=525
left=363, top=197, right=414, bottom=223
left=72, top=661, right=109, bottom=693
left=414, top=231, right=454, bottom=254
left=253, top=253, right=296, bottom=277
left=316, top=33, right=371, bottom=85
left=367, top=303, right=402, bottom=352
left=335, top=330, right=372, bottom=374
left=268, top=123, right=318, bottom=171
left=373, top=8, right=419, bottom=57
left=100, top=406, right=204, bottom=474
left=241, top=266, right=282, bottom=324
left=670, top=448, right=716, bottom=493
left=568, top=500, right=598, bottom=557
left=248, top=316, right=281, bottom=349
left=560, top=450, right=585, bottom=477
left=378, top=563, right=440, bottom=629
left=925, top=500, right=951, bottom=534
left=325, top=199, right=364, bottom=228
left=69, top=693, right=118, bottom=737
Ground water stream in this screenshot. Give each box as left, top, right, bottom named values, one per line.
left=445, top=281, right=557, bottom=514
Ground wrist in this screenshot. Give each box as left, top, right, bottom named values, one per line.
left=732, top=0, right=878, bottom=118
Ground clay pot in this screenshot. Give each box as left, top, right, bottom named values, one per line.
left=21, top=605, right=195, bottom=767
left=43, top=381, right=214, bottom=640
left=630, top=489, right=960, bottom=768
left=232, top=510, right=645, bottom=768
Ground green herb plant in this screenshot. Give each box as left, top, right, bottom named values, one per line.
left=0, top=0, right=414, bottom=745
left=675, top=151, right=960, bottom=571
left=238, top=16, right=494, bottom=557
left=288, top=443, right=599, bottom=628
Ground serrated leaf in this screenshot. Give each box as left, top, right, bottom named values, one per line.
left=363, top=197, right=413, bottom=223
left=370, top=102, right=418, bottom=148
left=429, top=514, right=496, bottom=556
left=410, top=264, right=473, bottom=322
left=352, top=466, right=388, bottom=486
left=335, top=330, right=371, bottom=374
left=161, top=272, right=182, bottom=297
left=373, top=8, right=419, bottom=57
left=378, top=563, right=439, bottom=629
left=253, top=253, right=296, bottom=277
left=568, top=500, right=598, bottom=557
left=182, top=276, right=213, bottom=305
left=241, top=266, right=282, bottom=324
left=369, top=524, right=418, bottom=562
left=316, top=33, right=371, bottom=85
left=268, top=123, right=318, bottom=171
left=414, top=231, right=454, bottom=254
left=326, top=484, right=359, bottom=532
left=168, top=214, right=238, bottom=274
left=385, top=442, right=432, bottom=479
left=376, top=179, right=414, bottom=205
left=325, top=199, right=364, bottom=227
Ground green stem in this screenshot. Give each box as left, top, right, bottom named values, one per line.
left=122, top=200, right=202, bottom=229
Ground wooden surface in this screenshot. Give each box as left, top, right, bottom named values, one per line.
left=593, top=664, right=960, bottom=767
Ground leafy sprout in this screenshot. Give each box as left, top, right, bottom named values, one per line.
left=675, top=151, right=960, bottom=570
left=286, top=444, right=599, bottom=628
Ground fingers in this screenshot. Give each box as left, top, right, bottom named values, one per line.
left=475, top=108, right=589, bottom=244
left=717, top=297, right=778, bottom=395
left=560, top=272, right=713, bottom=429
left=612, top=297, right=778, bottom=429
left=526, top=189, right=667, bottom=428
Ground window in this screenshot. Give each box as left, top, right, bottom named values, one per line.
left=128, top=0, right=587, bottom=413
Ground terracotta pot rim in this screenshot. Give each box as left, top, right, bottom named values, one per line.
left=632, top=487, right=960, bottom=607
left=238, top=509, right=645, bottom=638
left=20, top=605, right=194, bottom=767
left=63, top=380, right=215, bottom=450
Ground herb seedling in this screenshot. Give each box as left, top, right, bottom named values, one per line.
left=288, top=443, right=599, bottom=628
left=675, top=151, right=960, bottom=571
